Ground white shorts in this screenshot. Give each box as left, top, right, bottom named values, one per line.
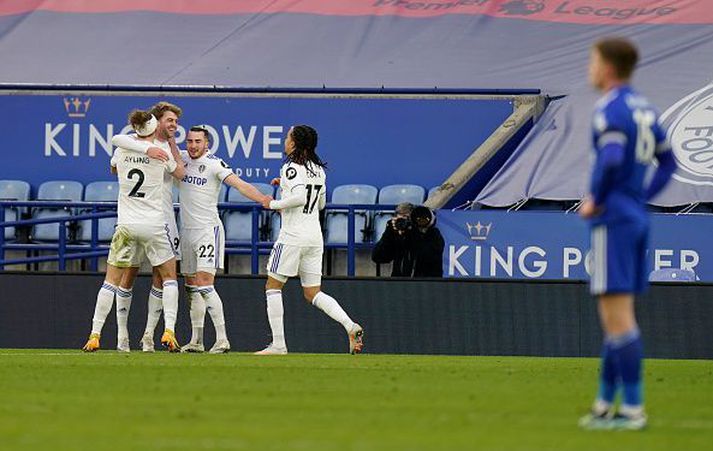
left=266, top=243, right=323, bottom=287
left=180, top=225, right=225, bottom=276
left=129, top=216, right=180, bottom=267
left=107, top=223, right=175, bottom=268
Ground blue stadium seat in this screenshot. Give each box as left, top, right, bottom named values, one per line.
left=77, top=181, right=119, bottom=242
left=373, top=184, right=425, bottom=240
left=378, top=184, right=425, bottom=205
left=0, top=180, right=31, bottom=240
left=32, top=180, right=84, bottom=241
left=325, top=184, right=378, bottom=244
left=648, top=268, right=697, bottom=282
left=224, top=183, right=274, bottom=242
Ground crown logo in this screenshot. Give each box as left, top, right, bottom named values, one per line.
left=63, top=96, right=91, bottom=118
left=466, top=221, right=492, bottom=241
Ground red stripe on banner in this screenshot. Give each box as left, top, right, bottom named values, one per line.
left=1, top=0, right=712, bottom=25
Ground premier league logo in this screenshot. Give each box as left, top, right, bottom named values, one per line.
left=499, top=0, right=545, bottom=15
left=661, top=83, right=713, bottom=185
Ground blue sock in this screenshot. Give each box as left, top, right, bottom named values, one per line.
left=597, top=341, right=618, bottom=404
left=607, top=329, right=643, bottom=408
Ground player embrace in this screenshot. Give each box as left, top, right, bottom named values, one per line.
left=256, top=125, right=364, bottom=355
left=579, top=38, right=676, bottom=430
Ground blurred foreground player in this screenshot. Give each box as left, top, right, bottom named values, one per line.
left=255, top=125, right=363, bottom=355
left=578, top=38, right=676, bottom=430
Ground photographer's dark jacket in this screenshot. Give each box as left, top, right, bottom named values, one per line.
left=371, top=222, right=445, bottom=277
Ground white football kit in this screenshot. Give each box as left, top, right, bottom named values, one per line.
left=110, top=135, right=181, bottom=263
left=107, top=146, right=177, bottom=268
left=178, top=151, right=233, bottom=275
left=266, top=161, right=327, bottom=286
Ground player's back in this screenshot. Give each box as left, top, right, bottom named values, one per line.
left=592, top=85, right=666, bottom=225
left=114, top=147, right=172, bottom=225
left=278, top=161, right=326, bottom=247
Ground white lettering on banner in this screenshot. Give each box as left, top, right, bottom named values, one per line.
left=491, top=246, right=513, bottom=277
left=519, top=246, right=547, bottom=278
left=263, top=126, right=283, bottom=159
left=680, top=250, right=700, bottom=271
left=89, top=124, right=113, bottom=157
left=224, top=126, right=257, bottom=159
left=584, top=250, right=593, bottom=276
left=448, top=245, right=469, bottom=276
left=45, top=123, right=66, bottom=156
left=234, top=168, right=271, bottom=179
left=72, top=124, right=80, bottom=157
left=474, top=246, right=482, bottom=277
left=563, top=247, right=582, bottom=278
left=655, top=249, right=674, bottom=270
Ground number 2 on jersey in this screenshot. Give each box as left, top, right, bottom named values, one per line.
left=127, top=168, right=146, bottom=198
left=303, top=184, right=323, bottom=214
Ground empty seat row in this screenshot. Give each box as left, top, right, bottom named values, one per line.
left=1, top=180, right=438, bottom=244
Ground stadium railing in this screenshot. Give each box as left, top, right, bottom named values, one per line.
left=0, top=201, right=396, bottom=276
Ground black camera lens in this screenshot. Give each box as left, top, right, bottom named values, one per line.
left=394, top=217, right=411, bottom=231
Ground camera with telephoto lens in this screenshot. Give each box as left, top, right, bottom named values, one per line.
left=393, top=216, right=412, bottom=232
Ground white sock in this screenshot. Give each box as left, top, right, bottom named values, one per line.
left=620, top=404, right=645, bottom=418
left=144, top=286, right=163, bottom=336
left=186, top=285, right=205, bottom=345
left=311, top=291, right=355, bottom=332
left=116, top=287, right=133, bottom=341
left=200, top=286, right=227, bottom=342
left=162, top=280, right=179, bottom=332
left=91, top=282, right=116, bottom=335
left=266, top=289, right=286, bottom=348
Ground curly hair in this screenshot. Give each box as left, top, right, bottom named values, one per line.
left=150, top=101, right=182, bottom=120
left=286, top=125, right=327, bottom=175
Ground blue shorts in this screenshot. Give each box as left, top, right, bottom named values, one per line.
left=590, top=221, right=649, bottom=296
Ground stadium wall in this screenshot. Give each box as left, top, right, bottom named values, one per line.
left=0, top=273, right=709, bottom=359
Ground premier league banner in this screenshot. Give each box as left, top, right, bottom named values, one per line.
left=0, top=92, right=513, bottom=193
left=439, top=210, right=710, bottom=281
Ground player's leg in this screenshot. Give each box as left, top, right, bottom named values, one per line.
left=192, top=226, right=229, bottom=353
left=115, top=266, right=139, bottom=352
left=300, top=246, right=363, bottom=354
left=84, top=225, right=135, bottom=351
left=141, top=268, right=164, bottom=352
left=180, top=229, right=206, bottom=352
left=581, top=223, right=645, bottom=430
left=255, top=243, right=295, bottom=355
left=144, top=224, right=181, bottom=352
left=182, top=276, right=206, bottom=352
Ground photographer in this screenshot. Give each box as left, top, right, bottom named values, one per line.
left=371, top=202, right=445, bottom=277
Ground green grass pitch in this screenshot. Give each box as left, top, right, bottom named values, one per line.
left=0, top=350, right=711, bottom=450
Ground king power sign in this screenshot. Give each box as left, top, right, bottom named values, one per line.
left=438, top=210, right=709, bottom=281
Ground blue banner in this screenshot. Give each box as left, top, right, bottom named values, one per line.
left=0, top=92, right=512, bottom=196
left=439, top=210, right=710, bottom=281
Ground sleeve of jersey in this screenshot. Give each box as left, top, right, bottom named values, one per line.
left=164, top=159, right=178, bottom=174
left=590, top=110, right=626, bottom=206
left=215, top=159, right=234, bottom=182
left=269, top=166, right=307, bottom=209
left=647, top=121, right=676, bottom=201
left=111, top=134, right=150, bottom=154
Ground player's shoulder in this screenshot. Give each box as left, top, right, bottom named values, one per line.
left=283, top=162, right=306, bottom=181
left=204, top=152, right=231, bottom=168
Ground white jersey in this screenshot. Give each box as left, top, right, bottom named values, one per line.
left=110, top=135, right=176, bottom=223
left=112, top=146, right=176, bottom=225
left=275, top=161, right=326, bottom=247
left=178, top=151, right=233, bottom=229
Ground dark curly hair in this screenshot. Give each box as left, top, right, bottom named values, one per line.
left=286, top=125, right=327, bottom=176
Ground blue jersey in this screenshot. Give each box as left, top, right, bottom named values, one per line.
left=590, top=85, right=669, bottom=225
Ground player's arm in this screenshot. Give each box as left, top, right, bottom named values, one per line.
left=111, top=134, right=169, bottom=162
left=166, top=136, right=183, bottom=166
left=224, top=174, right=269, bottom=204
left=266, top=166, right=308, bottom=211
left=646, top=124, right=677, bottom=201
left=318, top=186, right=327, bottom=211
left=590, top=133, right=625, bottom=207
left=163, top=157, right=185, bottom=181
